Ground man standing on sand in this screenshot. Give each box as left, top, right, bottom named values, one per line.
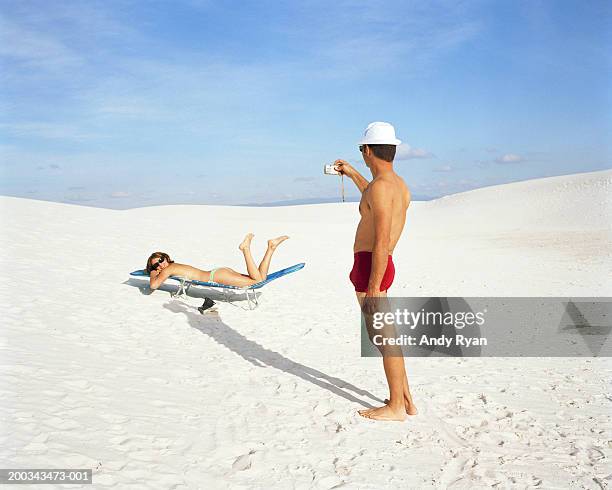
left=335, top=122, right=418, bottom=421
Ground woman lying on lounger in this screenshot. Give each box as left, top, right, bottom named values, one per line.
left=145, top=233, right=289, bottom=290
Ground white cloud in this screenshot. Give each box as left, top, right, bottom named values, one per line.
left=433, top=164, right=453, bottom=172
left=495, top=153, right=525, bottom=164
left=396, top=144, right=433, bottom=160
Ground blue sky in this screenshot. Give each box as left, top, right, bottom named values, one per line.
left=1, top=0, right=610, bottom=208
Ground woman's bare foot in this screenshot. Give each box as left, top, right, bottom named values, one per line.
left=384, top=397, right=418, bottom=415
left=239, top=233, right=255, bottom=251
left=268, top=235, right=289, bottom=250
left=358, top=404, right=407, bottom=421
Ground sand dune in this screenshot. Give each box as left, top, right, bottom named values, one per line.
left=1, top=170, right=611, bottom=488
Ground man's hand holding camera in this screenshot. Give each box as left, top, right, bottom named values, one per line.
left=333, top=159, right=356, bottom=178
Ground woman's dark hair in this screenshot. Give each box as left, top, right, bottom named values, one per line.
left=145, top=252, right=174, bottom=273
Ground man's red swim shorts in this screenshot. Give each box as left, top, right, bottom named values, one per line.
left=349, top=251, right=395, bottom=293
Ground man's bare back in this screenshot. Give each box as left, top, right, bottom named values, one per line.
left=354, top=173, right=411, bottom=253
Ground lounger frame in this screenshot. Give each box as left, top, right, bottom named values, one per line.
left=170, top=278, right=260, bottom=309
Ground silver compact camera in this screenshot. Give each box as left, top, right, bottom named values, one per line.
left=324, top=164, right=340, bottom=175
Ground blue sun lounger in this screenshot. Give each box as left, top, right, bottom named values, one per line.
left=130, top=262, right=305, bottom=309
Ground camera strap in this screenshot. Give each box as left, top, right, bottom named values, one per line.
left=341, top=174, right=345, bottom=202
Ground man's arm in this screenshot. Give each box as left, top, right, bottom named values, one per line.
left=366, top=180, right=393, bottom=295
left=150, top=267, right=173, bottom=290
left=334, top=160, right=370, bottom=194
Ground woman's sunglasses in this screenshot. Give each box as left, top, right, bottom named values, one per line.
left=150, top=257, right=165, bottom=270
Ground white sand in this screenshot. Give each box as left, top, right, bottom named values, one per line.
left=1, top=169, right=611, bottom=488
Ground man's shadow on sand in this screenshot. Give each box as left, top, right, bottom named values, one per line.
left=163, top=301, right=383, bottom=408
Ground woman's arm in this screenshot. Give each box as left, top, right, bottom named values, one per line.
left=149, top=267, right=173, bottom=290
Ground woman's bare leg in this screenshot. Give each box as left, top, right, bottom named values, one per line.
left=257, top=236, right=289, bottom=280
left=238, top=233, right=262, bottom=281
left=237, top=233, right=289, bottom=282
left=211, top=268, right=259, bottom=287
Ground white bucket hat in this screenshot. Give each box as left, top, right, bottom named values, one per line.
left=358, top=121, right=401, bottom=146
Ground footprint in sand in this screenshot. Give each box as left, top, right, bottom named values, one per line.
left=334, top=462, right=352, bottom=477
left=286, top=464, right=315, bottom=483
left=587, top=446, right=605, bottom=463
left=232, top=451, right=255, bottom=471
left=252, top=401, right=269, bottom=416
left=109, top=435, right=131, bottom=446
left=312, top=401, right=334, bottom=417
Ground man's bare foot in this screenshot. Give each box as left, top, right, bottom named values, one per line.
left=239, top=233, right=254, bottom=251
left=268, top=235, right=289, bottom=250
left=384, top=397, right=418, bottom=415
left=358, top=404, right=406, bottom=421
